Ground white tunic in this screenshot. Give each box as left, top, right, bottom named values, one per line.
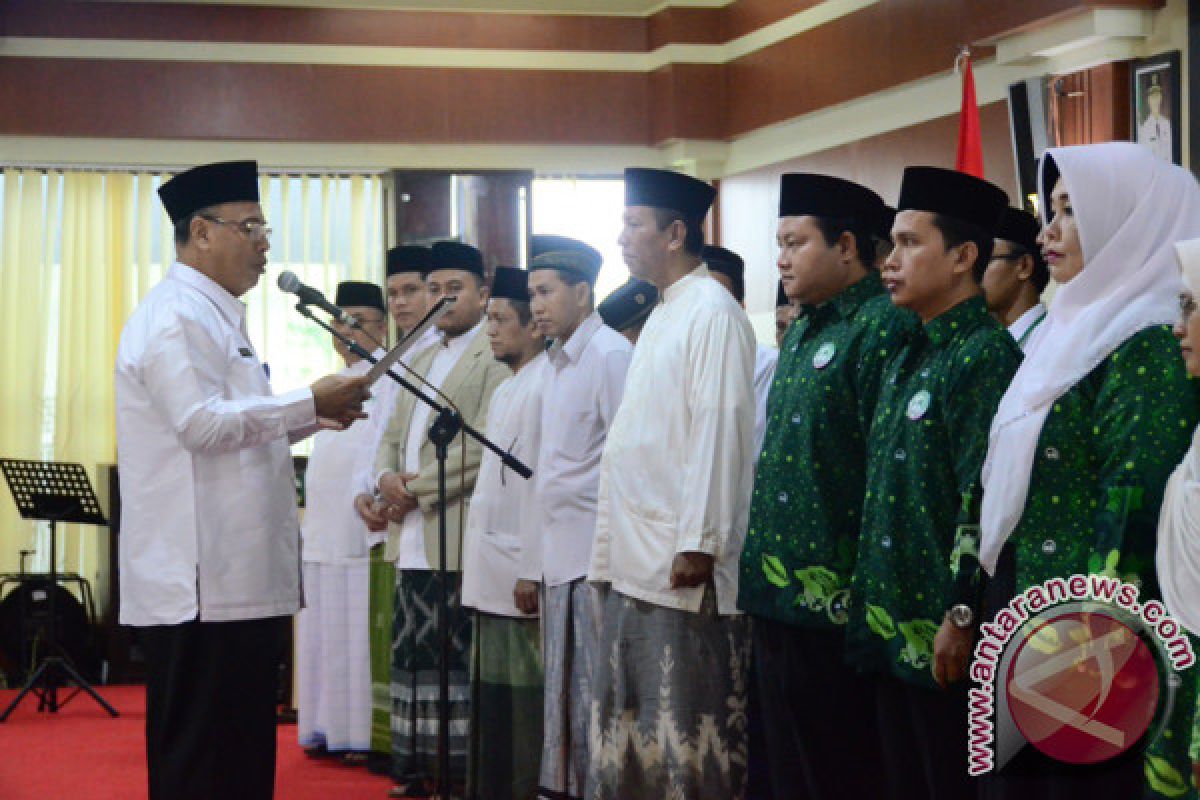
left=395, top=320, right=484, bottom=570
left=301, top=357, right=385, bottom=564
left=116, top=263, right=317, bottom=626
left=526, top=312, right=631, bottom=587
left=461, top=353, right=547, bottom=617
left=753, top=343, right=779, bottom=459
left=589, top=266, right=757, bottom=614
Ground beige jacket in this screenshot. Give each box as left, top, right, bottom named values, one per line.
left=376, top=326, right=512, bottom=570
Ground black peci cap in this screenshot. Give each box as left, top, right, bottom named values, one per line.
left=158, top=160, right=260, bottom=225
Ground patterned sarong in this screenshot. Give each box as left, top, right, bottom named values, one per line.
left=586, top=586, right=751, bottom=800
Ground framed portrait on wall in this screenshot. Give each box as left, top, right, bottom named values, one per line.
left=1132, top=51, right=1182, bottom=164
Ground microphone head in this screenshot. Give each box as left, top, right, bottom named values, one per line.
left=277, top=270, right=301, bottom=293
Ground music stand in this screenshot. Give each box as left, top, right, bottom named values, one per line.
left=0, top=459, right=119, bottom=720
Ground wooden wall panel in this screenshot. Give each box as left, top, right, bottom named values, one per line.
left=651, top=64, right=728, bottom=142
left=0, top=0, right=650, bottom=52
left=0, top=58, right=653, bottom=144
left=1048, top=61, right=1134, bottom=147
left=0, top=0, right=1167, bottom=147
left=647, top=7, right=725, bottom=49
left=723, top=0, right=824, bottom=39
left=724, top=0, right=1161, bottom=138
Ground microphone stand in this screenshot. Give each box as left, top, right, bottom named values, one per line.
left=295, top=303, right=529, bottom=797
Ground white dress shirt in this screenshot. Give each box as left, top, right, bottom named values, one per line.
left=116, top=262, right=317, bottom=626
left=1007, top=302, right=1047, bottom=353
left=753, top=343, right=779, bottom=459
left=395, top=320, right=485, bottom=570
left=589, top=266, right=756, bottom=615
left=526, top=312, right=631, bottom=587
left=301, top=357, right=385, bottom=564
left=461, top=353, right=547, bottom=617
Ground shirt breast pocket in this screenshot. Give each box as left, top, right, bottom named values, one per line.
left=226, top=345, right=269, bottom=396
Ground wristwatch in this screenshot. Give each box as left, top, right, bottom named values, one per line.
left=947, top=603, right=975, bottom=630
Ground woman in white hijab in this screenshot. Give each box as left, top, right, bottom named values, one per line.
left=978, top=142, right=1200, bottom=798
left=1157, top=237, right=1200, bottom=793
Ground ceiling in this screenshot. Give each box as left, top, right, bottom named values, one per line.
left=104, top=0, right=734, bottom=15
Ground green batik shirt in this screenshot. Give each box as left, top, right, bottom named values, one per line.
left=738, top=272, right=918, bottom=628
left=846, top=295, right=1022, bottom=689
left=981, top=326, right=1199, bottom=597
left=970, top=326, right=1200, bottom=799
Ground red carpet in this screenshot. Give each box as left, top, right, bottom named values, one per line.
left=0, top=685, right=393, bottom=799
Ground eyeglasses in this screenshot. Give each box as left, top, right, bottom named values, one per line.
left=349, top=313, right=387, bottom=327
left=1180, top=293, right=1197, bottom=323
left=199, top=214, right=273, bottom=241
left=990, top=250, right=1024, bottom=262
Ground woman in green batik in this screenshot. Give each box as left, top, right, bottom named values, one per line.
left=1159, top=236, right=1200, bottom=795
left=978, top=143, right=1200, bottom=799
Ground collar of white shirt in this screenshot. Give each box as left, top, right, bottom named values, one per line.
left=549, top=311, right=603, bottom=366
left=1007, top=302, right=1047, bottom=341
left=662, top=263, right=710, bottom=304
left=169, top=261, right=248, bottom=334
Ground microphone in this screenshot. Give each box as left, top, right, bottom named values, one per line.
left=277, top=271, right=358, bottom=327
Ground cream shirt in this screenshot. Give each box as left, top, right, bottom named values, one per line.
left=395, top=320, right=485, bottom=569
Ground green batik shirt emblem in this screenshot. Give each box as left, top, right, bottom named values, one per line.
left=978, top=325, right=1200, bottom=798
left=738, top=272, right=919, bottom=628
left=846, top=296, right=1022, bottom=688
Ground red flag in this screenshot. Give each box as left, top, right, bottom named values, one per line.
left=955, top=55, right=984, bottom=178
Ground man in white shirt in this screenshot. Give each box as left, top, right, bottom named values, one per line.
left=296, top=281, right=390, bottom=764
left=369, top=240, right=512, bottom=797
left=460, top=266, right=547, bottom=800
left=115, top=160, right=368, bottom=800
left=704, top=244, right=778, bottom=458
left=981, top=207, right=1049, bottom=352
left=587, top=168, right=757, bottom=799
left=353, top=244, right=436, bottom=772
left=523, top=241, right=631, bottom=800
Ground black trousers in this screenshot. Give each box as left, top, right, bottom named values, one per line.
left=752, top=618, right=884, bottom=800
left=141, top=616, right=288, bottom=800
left=874, top=674, right=977, bottom=800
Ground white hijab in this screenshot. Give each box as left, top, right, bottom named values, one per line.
left=980, top=142, right=1200, bottom=573
left=1156, top=238, right=1200, bottom=636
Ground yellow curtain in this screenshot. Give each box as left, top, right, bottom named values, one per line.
left=0, top=171, right=59, bottom=575
left=0, top=170, right=383, bottom=603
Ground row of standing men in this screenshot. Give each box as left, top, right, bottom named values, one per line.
left=268, top=145, right=1200, bottom=800
left=114, top=149, right=1200, bottom=800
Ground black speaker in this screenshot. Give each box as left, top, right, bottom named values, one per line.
left=1007, top=78, right=1050, bottom=212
